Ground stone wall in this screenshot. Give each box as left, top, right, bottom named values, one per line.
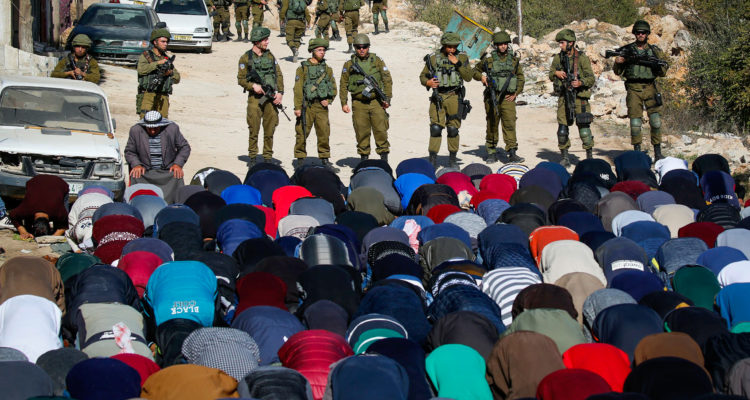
left=0, top=45, right=59, bottom=77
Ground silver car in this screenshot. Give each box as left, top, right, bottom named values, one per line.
left=0, top=75, right=125, bottom=201
left=153, top=0, right=213, bottom=53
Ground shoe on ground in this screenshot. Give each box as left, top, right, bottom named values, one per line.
left=0, top=216, right=16, bottom=231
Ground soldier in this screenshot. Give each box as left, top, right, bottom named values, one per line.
left=340, top=0, right=362, bottom=53
left=277, top=0, right=285, bottom=36
left=473, top=31, right=525, bottom=163
left=419, top=32, right=473, bottom=169
left=328, top=0, right=343, bottom=41
left=614, top=20, right=669, bottom=161
left=340, top=34, right=392, bottom=161
left=251, top=0, right=269, bottom=28
left=208, top=0, right=233, bottom=41
left=314, top=0, right=333, bottom=40
left=371, top=0, right=388, bottom=35
left=281, top=0, right=311, bottom=62
left=549, top=28, right=595, bottom=167
left=137, top=26, right=180, bottom=118
left=233, top=0, right=250, bottom=41
left=293, top=38, right=337, bottom=169
left=237, top=27, right=284, bottom=166
left=51, top=34, right=100, bottom=84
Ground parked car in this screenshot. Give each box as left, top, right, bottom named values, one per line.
left=152, top=0, right=213, bottom=53
left=0, top=75, right=125, bottom=201
left=68, top=3, right=159, bottom=65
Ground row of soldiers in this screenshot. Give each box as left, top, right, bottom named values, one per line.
left=52, top=19, right=668, bottom=171
left=208, top=0, right=390, bottom=58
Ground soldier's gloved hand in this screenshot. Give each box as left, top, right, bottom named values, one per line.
left=273, top=93, right=283, bottom=105
left=252, top=84, right=265, bottom=95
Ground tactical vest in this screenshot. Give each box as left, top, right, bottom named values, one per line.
left=346, top=54, right=384, bottom=95
left=317, top=0, right=328, bottom=12
left=486, top=51, right=517, bottom=94
left=67, top=54, right=91, bottom=74
left=432, top=53, right=463, bottom=89
left=286, top=0, right=307, bottom=20
left=624, top=43, right=657, bottom=81
left=342, top=0, right=361, bottom=12
left=249, top=51, right=278, bottom=90
left=138, top=50, right=174, bottom=94
left=303, top=61, right=335, bottom=101
left=327, top=0, right=338, bottom=13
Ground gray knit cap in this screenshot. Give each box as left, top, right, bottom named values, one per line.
left=182, top=327, right=261, bottom=381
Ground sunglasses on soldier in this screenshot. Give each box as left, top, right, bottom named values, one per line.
left=354, top=45, right=369, bottom=50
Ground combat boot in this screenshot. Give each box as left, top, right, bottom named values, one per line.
left=448, top=152, right=459, bottom=169
left=586, top=148, right=593, bottom=159
left=292, top=48, right=298, bottom=63
left=334, top=32, right=342, bottom=41
left=214, top=31, right=223, bottom=42
left=384, top=22, right=389, bottom=33
left=560, top=149, right=571, bottom=168
left=508, top=148, right=525, bottom=163
left=654, top=144, right=663, bottom=162
left=633, top=143, right=641, bottom=152
left=243, top=32, right=249, bottom=42
left=225, top=29, right=234, bottom=38
left=429, top=152, right=438, bottom=169
left=379, top=153, right=388, bottom=162
left=247, top=156, right=257, bottom=167
left=374, top=25, right=379, bottom=35
left=321, top=158, right=339, bottom=172
left=360, top=154, right=369, bottom=161
left=485, top=152, right=497, bottom=164
left=345, top=44, right=353, bottom=53
left=235, top=33, right=244, bottom=42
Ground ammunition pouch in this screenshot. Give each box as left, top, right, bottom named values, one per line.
left=457, top=98, right=472, bottom=121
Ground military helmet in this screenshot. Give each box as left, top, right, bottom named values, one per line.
left=632, top=20, right=651, bottom=34
left=250, top=26, right=271, bottom=42
left=353, top=34, right=370, bottom=46
left=492, top=31, right=511, bottom=44
left=555, top=29, right=576, bottom=42
left=150, top=27, right=171, bottom=42
left=440, top=32, right=461, bottom=46
left=71, top=34, right=92, bottom=48
left=308, top=38, right=329, bottom=52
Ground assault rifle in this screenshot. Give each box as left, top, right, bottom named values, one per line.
left=558, top=51, right=577, bottom=126
left=349, top=62, right=389, bottom=105
left=485, top=75, right=498, bottom=112
left=423, top=54, right=442, bottom=124
left=246, top=68, right=292, bottom=121
left=605, top=46, right=667, bottom=69
left=147, top=55, right=176, bottom=92
left=66, top=54, right=88, bottom=80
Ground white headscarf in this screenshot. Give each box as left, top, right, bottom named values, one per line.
left=0, top=295, right=62, bottom=362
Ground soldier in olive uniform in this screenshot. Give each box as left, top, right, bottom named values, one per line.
left=137, top=27, right=180, bottom=118
left=277, top=0, right=285, bottom=36
left=251, top=0, right=269, bottom=28
left=237, top=27, right=284, bottom=166
left=281, top=0, right=312, bottom=61
left=314, top=0, right=335, bottom=40
left=51, top=34, right=101, bottom=84
left=419, top=32, right=473, bottom=169
left=549, top=28, right=596, bottom=167
left=340, top=34, right=392, bottom=161
left=328, top=0, right=343, bottom=41
left=614, top=20, right=669, bottom=161
left=371, top=0, right=388, bottom=35
left=293, top=38, right=337, bottom=169
left=473, top=31, right=524, bottom=163
left=234, top=0, right=250, bottom=41
left=208, top=0, right=233, bottom=41
left=340, top=0, right=361, bottom=53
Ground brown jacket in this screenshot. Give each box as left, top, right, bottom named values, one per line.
left=0, top=256, right=65, bottom=314
left=124, top=122, right=191, bottom=169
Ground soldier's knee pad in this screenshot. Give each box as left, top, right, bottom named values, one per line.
left=430, top=124, right=443, bottom=137
left=447, top=127, right=459, bottom=138
left=557, top=124, right=569, bottom=145
left=630, top=117, right=642, bottom=136
left=648, top=113, right=662, bottom=129
left=579, top=127, right=594, bottom=147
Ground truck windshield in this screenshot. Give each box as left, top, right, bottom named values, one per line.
left=155, top=0, right=207, bottom=15
left=0, top=86, right=109, bottom=133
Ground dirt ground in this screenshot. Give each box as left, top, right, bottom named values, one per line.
left=0, top=10, right=634, bottom=259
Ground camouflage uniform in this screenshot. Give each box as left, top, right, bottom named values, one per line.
left=419, top=33, right=473, bottom=167
left=237, top=27, right=284, bottom=161
left=613, top=20, right=668, bottom=159
left=293, top=39, right=337, bottom=161
left=339, top=35, right=392, bottom=158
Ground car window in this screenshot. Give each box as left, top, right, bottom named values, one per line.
left=154, top=0, right=207, bottom=15
left=80, top=7, right=151, bottom=28
left=0, top=87, right=109, bottom=133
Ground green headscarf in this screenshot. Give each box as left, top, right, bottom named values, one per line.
left=425, top=344, right=492, bottom=400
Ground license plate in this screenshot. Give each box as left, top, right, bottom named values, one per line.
left=69, top=182, right=84, bottom=195
left=173, top=34, right=193, bottom=41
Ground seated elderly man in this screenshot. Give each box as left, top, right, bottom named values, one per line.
left=124, top=111, right=191, bottom=204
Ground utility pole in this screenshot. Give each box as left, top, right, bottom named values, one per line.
left=517, top=0, right=523, bottom=45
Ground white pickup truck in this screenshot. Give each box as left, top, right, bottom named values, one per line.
left=0, top=75, right=125, bottom=200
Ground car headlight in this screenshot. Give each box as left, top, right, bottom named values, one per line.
left=93, top=162, right=117, bottom=177
left=123, top=40, right=149, bottom=48
left=195, top=27, right=208, bottom=33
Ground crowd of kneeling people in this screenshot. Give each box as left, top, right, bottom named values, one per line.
left=2, top=150, right=750, bottom=400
